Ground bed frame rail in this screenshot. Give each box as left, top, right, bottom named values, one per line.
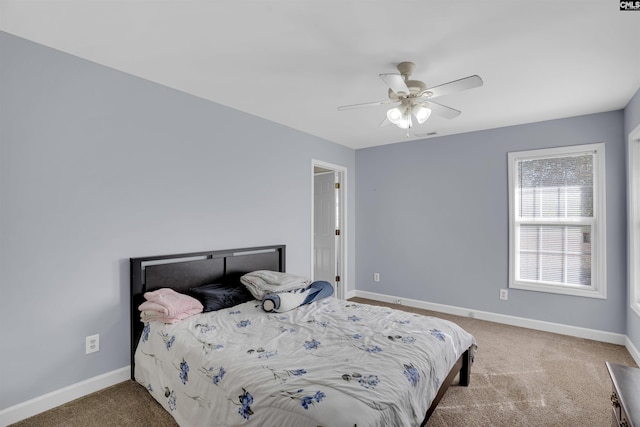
left=421, top=348, right=472, bottom=425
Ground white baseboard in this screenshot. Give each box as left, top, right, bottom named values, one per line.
left=354, top=290, right=628, bottom=346
left=0, top=366, right=130, bottom=427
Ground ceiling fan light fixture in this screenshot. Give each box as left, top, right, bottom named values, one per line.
left=397, top=118, right=411, bottom=129
left=388, top=105, right=413, bottom=129
left=386, top=106, right=403, bottom=124
left=412, top=104, right=432, bottom=124
left=397, top=109, right=412, bottom=129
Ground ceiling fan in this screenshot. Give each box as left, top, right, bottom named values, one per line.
left=337, top=62, right=483, bottom=130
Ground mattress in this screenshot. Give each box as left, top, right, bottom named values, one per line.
left=134, top=297, right=475, bottom=426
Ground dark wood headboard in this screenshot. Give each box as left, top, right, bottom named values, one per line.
left=130, top=245, right=285, bottom=379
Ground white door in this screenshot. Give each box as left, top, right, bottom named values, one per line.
left=314, top=171, right=336, bottom=285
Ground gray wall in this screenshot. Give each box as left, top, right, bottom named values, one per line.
left=625, top=88, right=640, bottom=350
left=0, top=31, right=355, bottom=409
left=355, top=110, right=628, bottom=333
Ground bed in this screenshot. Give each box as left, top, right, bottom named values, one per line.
left=130, top=245, right=475, bottom=426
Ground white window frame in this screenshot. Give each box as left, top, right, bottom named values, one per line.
left=628, top=125, right=640, bottom=316
left=508, top=143, right=607, bottom=299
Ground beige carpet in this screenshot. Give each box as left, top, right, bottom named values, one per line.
left=11, top=297, right=636, bottom=426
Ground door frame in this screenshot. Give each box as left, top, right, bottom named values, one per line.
left=311, top=159, right=347, bottom=300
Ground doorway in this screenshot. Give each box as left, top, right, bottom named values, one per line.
left=312, top=160, right=346, bottom=299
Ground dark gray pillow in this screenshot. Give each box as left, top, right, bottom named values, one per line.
left=186, top=283, right=254, bottom=312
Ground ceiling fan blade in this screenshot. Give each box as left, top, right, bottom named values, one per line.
left=337, top=100, right=397, bottom=111
left=378, top=117, right=391, bottom=127
left=426, top=75, right=483, bottom=99
left=417, top=100, right=461, bottom=119
left=379, top=73, right=410, bottom=95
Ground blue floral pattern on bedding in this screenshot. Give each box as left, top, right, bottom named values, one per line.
left=237, top=388, right=253, bottom=419
left=135, top=298, right=475, bottom=427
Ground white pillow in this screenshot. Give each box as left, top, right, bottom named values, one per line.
left=240, top=270, right=311, bottom=300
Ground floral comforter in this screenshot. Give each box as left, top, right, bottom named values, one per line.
left=134, top=297, right=475, bottom=427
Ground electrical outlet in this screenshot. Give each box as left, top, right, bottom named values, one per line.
left=373, top=273, right=380, bottom=282
left=499, top=289, right=508, bottom=301
left=86, top=334, right=100, bottom=354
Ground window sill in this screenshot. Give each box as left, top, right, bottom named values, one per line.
left=510, top=281, right=606, bottom=299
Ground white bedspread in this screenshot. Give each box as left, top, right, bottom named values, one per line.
left=135, top=297, right=475, bottom=427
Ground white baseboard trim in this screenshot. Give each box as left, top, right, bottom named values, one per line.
left=354, top=290, right=628, bottom=346
left=0, top=366, right=130, bottom=427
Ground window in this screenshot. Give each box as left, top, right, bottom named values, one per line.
left=508, top=143, right=606, bottom=298
left=629, top=126, right=640, bottom=316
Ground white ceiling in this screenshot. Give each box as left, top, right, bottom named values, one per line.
left=1, top=1, right=639, bottom=149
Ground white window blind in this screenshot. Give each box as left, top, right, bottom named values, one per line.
left=508, top=144, right=606, bottom=298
